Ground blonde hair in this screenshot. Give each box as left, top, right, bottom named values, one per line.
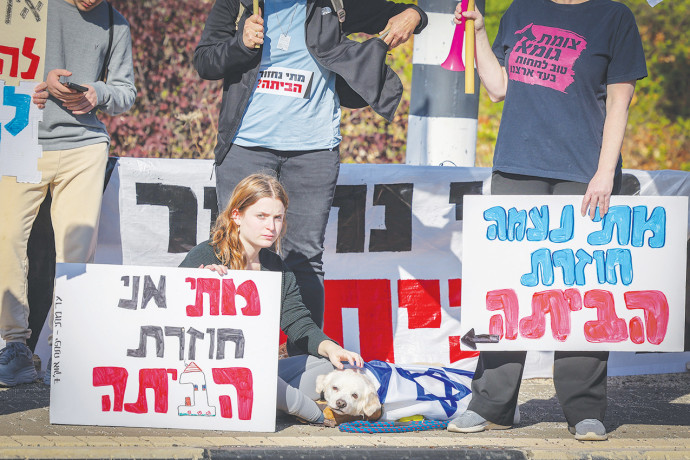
left=211, top=173, right=288, bottom=270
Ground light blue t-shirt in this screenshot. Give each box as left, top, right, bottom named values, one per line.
left=233, top=0, right=341, bottom=150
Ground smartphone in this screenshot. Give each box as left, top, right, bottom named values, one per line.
left=64, top=81, right=88, bottom=93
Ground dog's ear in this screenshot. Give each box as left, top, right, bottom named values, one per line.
left=361, top=389, right=382, bottom=418
left=315, top=373, right=328, bottom=394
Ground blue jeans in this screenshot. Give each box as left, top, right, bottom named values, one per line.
left=215, top=144, right=340, bottom=352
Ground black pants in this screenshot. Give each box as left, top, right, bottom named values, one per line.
left=467, top=171, right=618, bottom=427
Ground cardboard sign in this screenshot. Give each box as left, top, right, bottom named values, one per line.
left=49, top=263, right=282, bottom=432
left=0, top=0, right=46, bottom=183
left=461, top=195, right=688, bottom=351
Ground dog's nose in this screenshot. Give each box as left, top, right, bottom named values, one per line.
left=336, top=399, right=347, bottom=409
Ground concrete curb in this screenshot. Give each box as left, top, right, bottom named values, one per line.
left=1, top=436, right=690, bottom=459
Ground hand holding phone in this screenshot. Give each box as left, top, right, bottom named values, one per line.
left=64, top=81, right=88, bottom=93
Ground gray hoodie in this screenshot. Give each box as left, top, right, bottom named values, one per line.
left=39, top=0, right=136, bottom=151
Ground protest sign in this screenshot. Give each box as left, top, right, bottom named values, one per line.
left=461, top=195, right=688, bottom=352
left=0, top=0, right=46, bottom=182
left=49, top=263, right=282, bottom=432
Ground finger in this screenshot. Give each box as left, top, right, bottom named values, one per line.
left=581, top=195, right=591, bottom=217
left=198, top=265, right=205, bottom=269
left=589, top=198, right=599, bottom=220
left=379, top=20, right=393, bottom=36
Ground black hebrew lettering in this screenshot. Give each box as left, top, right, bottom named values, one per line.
left=204, top=186, right=219, bottom=233
left=127, top=325, right=164, bottom=358
left=118, top=276, right=139, bottom=310
left=369, top=183, right=413, bottom=252
left=165, top=327, right=185, bottom=360
left=332, top=185, right=367, bottom=253
left=449, top=181, right=484, bottom=221
left=621, top=173, right=641, bottom=196
left=216, top=328, right=245, bottom=359
left=142, top=275, right=167, bottom=309
left=187, top=327, right=204, bottom=360
left=135, top=183, right=197, bottom=253
left=207, top=328, right=216, bottom=359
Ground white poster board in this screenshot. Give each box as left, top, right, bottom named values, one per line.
left=461, top=195, right=688, bottom=352
left=49, top=263, right=281, bottom=432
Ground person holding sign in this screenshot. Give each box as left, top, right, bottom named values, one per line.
left=180, top=174, right=362, bottom=425
left=193, top=0, right=427, bottom=356
left=448, top=1, right=647, bottom=440
left=0, top=0, right=136, bottom=387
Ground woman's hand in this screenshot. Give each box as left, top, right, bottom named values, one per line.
left=199, top=264, right=228, bottom=276
left=380, top=8, right=421, bottom=49
left=318, top=340, right=363, bottom=369
left=581, top=170, right=614, bottom=220
left=242, top=11, right=264, bottom=49
left=455, top=5, right=484, bottom=33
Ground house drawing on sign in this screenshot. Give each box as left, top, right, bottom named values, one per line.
left=178, top=362, right=216, bottom=417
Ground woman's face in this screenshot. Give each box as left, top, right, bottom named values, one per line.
left=232, top=197, right=285, bottom=254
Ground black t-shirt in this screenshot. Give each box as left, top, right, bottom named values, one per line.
left=491, top=0, right=647, bottom=184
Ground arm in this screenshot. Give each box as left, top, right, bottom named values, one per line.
left=83, top=22, right=137, bottom=116
left=458, top=7, right=507, bottom=102
left=343, top=0, right=427, bottom=42
left=193, top=0, right=262, bottom=81
left=581, top=81, right=636, bottom=219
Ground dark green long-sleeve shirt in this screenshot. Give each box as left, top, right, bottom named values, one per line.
left=179, top=240, right=332, bottom=356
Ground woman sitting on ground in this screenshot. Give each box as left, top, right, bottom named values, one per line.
left=179, top=173, right=360, bottom=425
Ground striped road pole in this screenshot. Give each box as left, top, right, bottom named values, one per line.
left=406, top=0, right=485, bottom=167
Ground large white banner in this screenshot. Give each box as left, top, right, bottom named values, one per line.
left=462, top=195, right=687, bottom=352
left=50, top=263, right=281, bottom=432
left=85, top=159, right=690, bottom=375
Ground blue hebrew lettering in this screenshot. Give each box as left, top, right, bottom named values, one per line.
left=605, top=248, right=633, bottom=285
left=574, top=249, right=593, bottom=286
left=552, top=249, right=575, bottom=285
left=484, top=206, right=507, bottom=241
left=587, top=206, right=631, bottom=245
left=521, top=248, right=554, bottom=287
left=549, top=205, right=574, bottom=243
left=593, top=250, right=606, bottom=284
left=632, top=206, right=666, bottom=248
left=527, top=206, right=549, bottom=241
left=507, top=208, right=527, bottom=241
left=3, top=86, right=31, bottom=136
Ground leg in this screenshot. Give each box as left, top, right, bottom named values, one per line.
left=50, top=144, right=109, bottom=264
left=553, top=351, right=608, bottom=426
left=0, top=151, right=58, bottom=386
left=465, top=351, right=527, bottom=426
left=214, top=144, right=280, bottom=211
left=276, top=355, right=335, bottom=423
left=277, top=149, right=340, bottom=338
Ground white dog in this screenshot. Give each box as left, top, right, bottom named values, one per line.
left=316, top=360, right=476, bottom=422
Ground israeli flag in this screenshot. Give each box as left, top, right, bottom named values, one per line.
left=362, top=360, right=475, bottom=421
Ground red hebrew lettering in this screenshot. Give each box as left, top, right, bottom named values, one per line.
left=448, top=279, right=462, bottom=307
left=629, top=317, right=645, bottom=344
left=124, top=368, right=170, bottom=414
left=294, top=84, right=302, bottom=92
left=284, top=82, right=293, bottom=92
left=212, top=367, right=253, bottom=420
left=624, top=290, right=669, bottom=345
left=21, top=37, right=39, bottom=80
left=0, top=45, right=19, bottom=77
left=238, top=280, right=261, bottom=316
left=583, top=290, right=628, bottom=343
left=489, top=314, right=504, bottom=338
left=221, top=279, right=237, bottom=315
left=167, top=368, right=178, bottom=381
left=448, top=336, right=480, bottom=363
left=398, top=279, right=441, bottom=328
left=269, top=80, right=280, bottom=90
left=186, top=278, right=220, bottom=317
left=324, top=279, right=394, bottom=362
left=519, top=289, right=580, bottom=341
left=93, top=367, right=128, bottom=412
left=486, top=289, right=519, bottom=340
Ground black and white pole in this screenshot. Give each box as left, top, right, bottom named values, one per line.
left=406, top=0, right=484, bottom=167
